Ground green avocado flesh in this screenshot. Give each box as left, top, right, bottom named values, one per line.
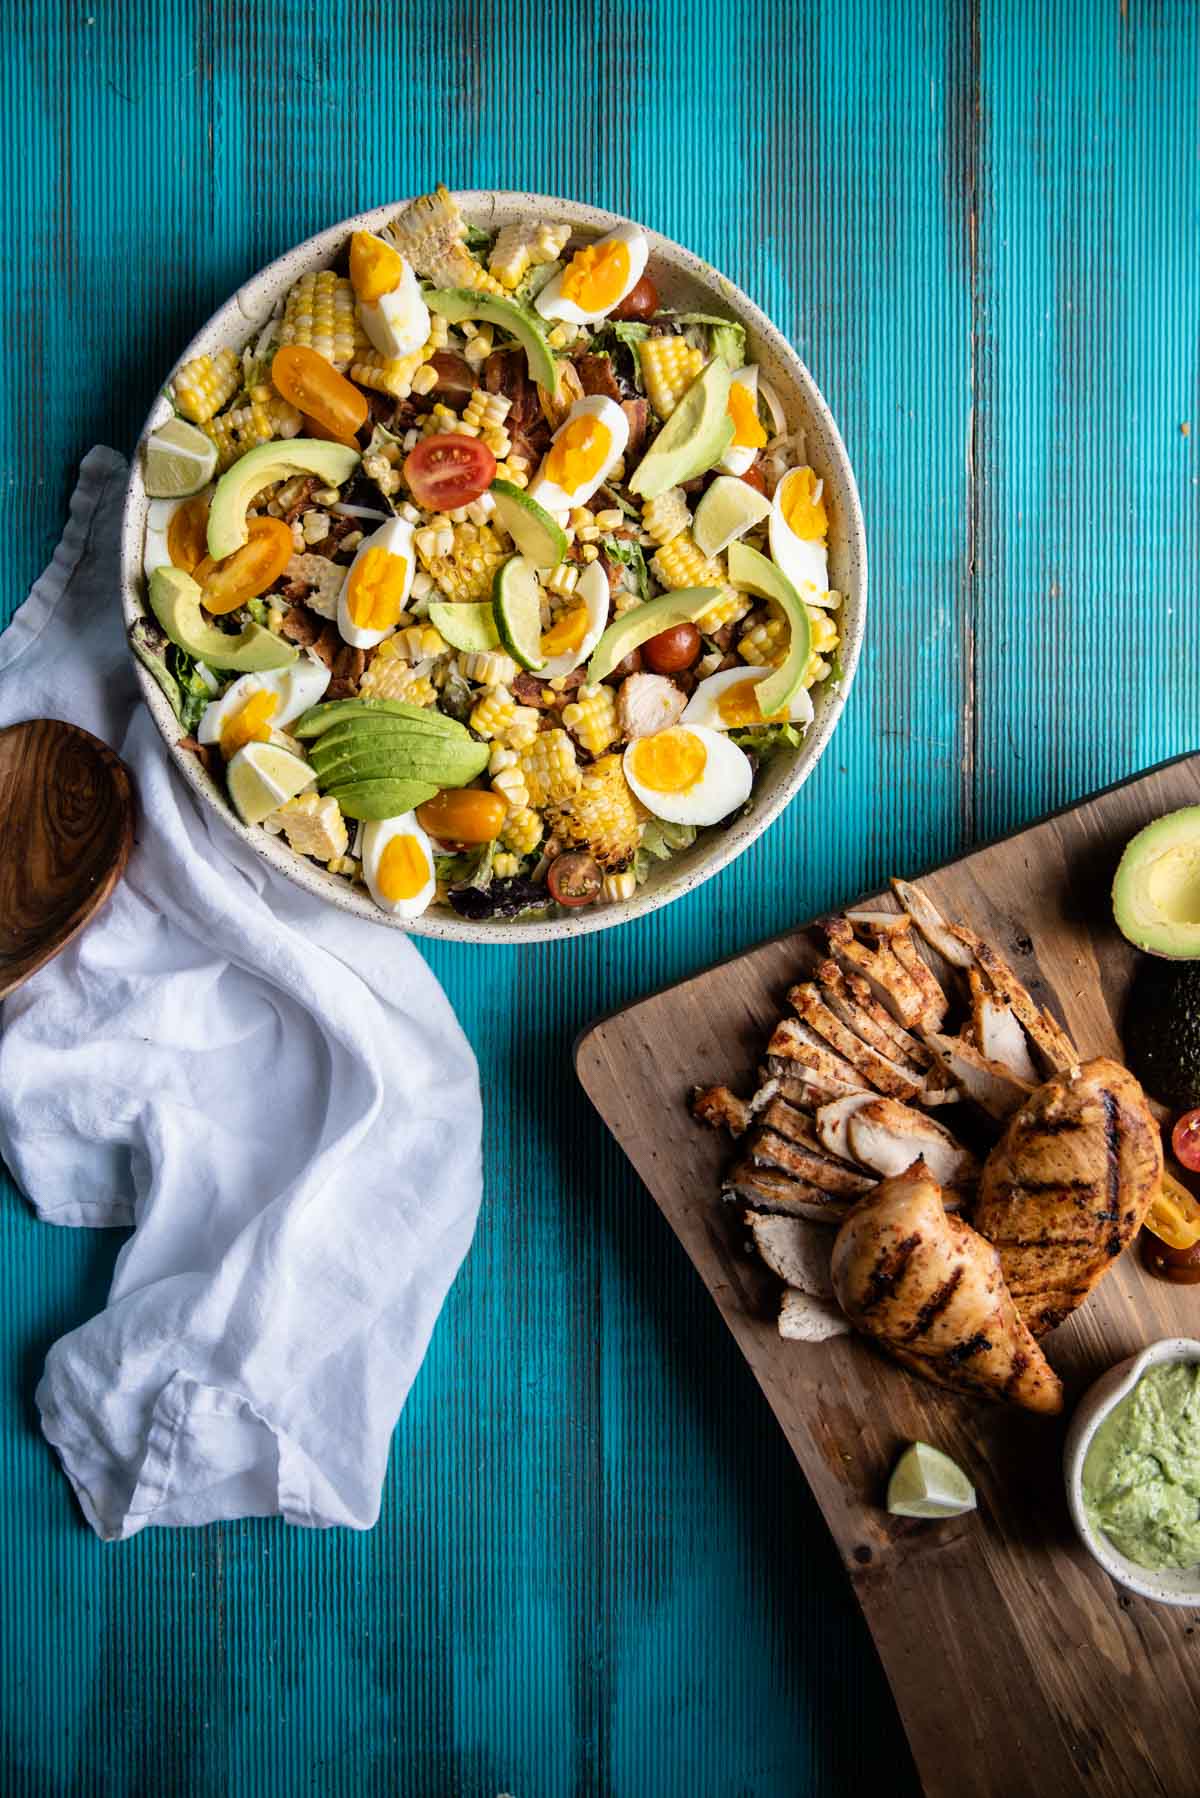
left=725, top=541, right=812, bottom=715
left=292, top=699, right=462, bottom=739
left=324, top=778, right=440, bottom=821
left=148, top=566, right=296, bottom=672
left=312, top=736, right=488, bottom=786
left=588, top=587, right=723, bottom=684
left=1113, top=806, right=1200, bottom=959
left=424, top=288, right=557, bottom=392
left=206, top=439, right=359, bottom=560
left=628, top=357, right=734, bottom=500
left=1082, top=1360, right=1200, bottom=1571
left=1123, top=959, right=1200, bottom=1110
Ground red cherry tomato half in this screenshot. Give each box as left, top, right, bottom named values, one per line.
left=546, top=852, right=603, bottom=908
left=610, top=272, right=660, bottom=321
left=1171, top=1109, right=1200, bottom=1173
left=739, top=463, right=768, bottom=495
left=642, top=623, right=701, bottom=674
left=271, top=345, right=368, bottom=442
left=403, top=434, right=497, bottom=510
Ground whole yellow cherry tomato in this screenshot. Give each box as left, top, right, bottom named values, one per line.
left=416, top=789, right=506, bottom=845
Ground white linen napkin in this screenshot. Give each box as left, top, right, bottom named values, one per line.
left=0, top=448, right=483, bottom=1539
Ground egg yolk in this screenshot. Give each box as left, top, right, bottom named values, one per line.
left=781, top=467, right=828, bottom=541
left=630, top=728, right=707, bottom=793
left=349, top=231, right=403, bottom=303
left=544, top=416, right=613, bottom=491
left=378, top=833, right=430, bottom=903
left=715, top=679, right=788, bottom=728
left=220, top=691, right=278, bottom=758
left=727, top=382, right=768, bottom=450
left=560, top=239, right=631, bottom=311
left=541, top=604, right=590, bottom=656
left=348, top=547, right=408, bottom=631
left=166, top=493, right=211, bottom=573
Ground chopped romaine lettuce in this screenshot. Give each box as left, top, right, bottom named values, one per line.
left=601, top=535, right=650, bottom=602
left=663, top=312, right=747, bottom=369
left=728, top=721, right=805, bottom=759
left=128, top=618, right=212, bottom=733
left=245, top=595, right=269, bottom=626
left=591, top=319, right=650, bottom=390
left=464, top=221, right=493, bottom=255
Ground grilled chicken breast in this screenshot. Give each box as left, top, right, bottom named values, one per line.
left=831, top=1164, right=1063, bottom=1414
left=973, top=1057, right=1162, bottom=1336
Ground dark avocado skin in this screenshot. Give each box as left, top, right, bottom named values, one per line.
left=1124, top=959, right=1200, bottom=1109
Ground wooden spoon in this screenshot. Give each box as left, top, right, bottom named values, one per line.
left=0, top=720, right=135, bottom=1002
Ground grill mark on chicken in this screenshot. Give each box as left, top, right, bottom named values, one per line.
left=1101, top=1086, right=1121, bottom=1227
left=859, top=1231, right=921, bottom=1313
left=944, top=1330, right=992, bottom=1367
left=1023, top=1118, right=1085, bottom=1137
left=904, top=1265, right=964, bottom=1342
left=1004, top=1350, right=1030, bottom=1395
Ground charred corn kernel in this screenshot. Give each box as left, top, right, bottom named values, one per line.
left=500, top=806, right=543, bottom=856
left=387, top=184, right=508, bottom=295
left=274, top=792, right=349, bottom=861
left=462, top=649, right=519, bottom=687
left=279, top=270, right=367, bottom=370
left=594, top=508, right=625, bottom=531
left=641, top=487, right=692, bottom=546
left=613, top=588, right=643, bottom=616
left=301, top=510, right=330, bottom=544
left=410, top=362, right=439, bottom=396
left=358, top=658, right=438, bottom=704
left=546, top=323, right=575, bottom=351
left=465, top=492, right=495, bottom=525
left=202, top=396, right=303, bottom=470
left=507, top=452, right=531, bottom=475
left=803, top=649, right=832, bottom=689
left=492, top=851, right=521, bottom=878
left=488, top=219, right=571, bottom=289
left=462, top=390, right=511, bottom=433
left=545, top=753, right=642, bottom=870
left=470, top=686, right=522, bottom=741
left=562, top=683, right=619, bottom=756
left=481, top=424, right=512, bottom=457
left=545, top=563, right=578, bottom=599
left=650, top=530, right=724, bottom=592
left=391, top=624, right=447, bottom=661
left=491, top=763, right=529, bottom=811
left=418, top=522, right=508, bottom=603
left=603, top=868, right=637, bottom=903
left=638, top=337, right=705, bottom=419
left=738, top=615, right=788, bottom=667
left=694, top=588, right=751, bottom=632
left=172, top=348, right=241, bottom=424
left=518, top=728, right=581, bottom=808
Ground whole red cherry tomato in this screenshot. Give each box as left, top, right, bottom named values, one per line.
left=643, top=623, right=701, bottom=674
left=611, top=273, right=660, bottom=321
left=1172, top=1109, right=1200, bottom=1173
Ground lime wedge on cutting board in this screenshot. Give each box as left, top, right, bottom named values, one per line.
left=887, top=1442, right=977, bottom=1519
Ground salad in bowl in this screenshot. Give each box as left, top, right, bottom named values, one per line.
left=125, top=186, right=864, bottom=938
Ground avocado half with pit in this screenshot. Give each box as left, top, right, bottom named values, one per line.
left=1113, top=806, right=1200, bottom=958
left=148, top=566, right=297, bottom=672
left=206, top=439, right=360, bottom=560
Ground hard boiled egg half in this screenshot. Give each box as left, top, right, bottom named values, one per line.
left=538, top=560, right=610, bottom=678
left=528, top=395, right=629, bottom=513
left=197, top=656, right=331, bottom=758
left=337, top=516, right=416, bottom=650
left=535, top=223, right=649, bottom=325
left=349, top=231, right=430, bottom=359
left=623, top=724, right=752, bottom=827
left=769, top=466, right=832, bottom=604
left=718, top=367, right=769, bottom=477
left=143, top=490, right=212, bottom=578
left=361, top=813, right=437, bottom=920
left=682, top=665, right=814, bottom=734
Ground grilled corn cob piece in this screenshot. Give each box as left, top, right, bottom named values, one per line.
left=279, top=270, right=368, bottom=370
left=562, top=683, right=619, bottom=756
left=488, top=747, right=530, bottom=811
left=641, top=487, right=692, bottom=546
left=603, top=868, right=638, bottom=903
left=638, top=337, right=705, bottom=420
left=737, top=614, right=788, bottom=667
left=461, top=649, right=519, bottom=687
left=488, top=220, right=572, bottom=290
left=649, top=531, right=724, bottom=593
left=348, top=316, right=447, bottom=398
left=201, top=396, right=303, bottom=470
left=545, top=753, right=641, bottom=870
left=387, top=185, right=507, bottom=296
left=500, top=807, right=543, bottom=856
left=492, top=851, right=521, bottom=879
left=172, top=349, right=241, bottom=424
left=358, top=658, right=438, bottom=704
left=518, top=728, right=581, bottom=809
left=280, top=553, right=345, bottom=621
left=418, top=522, right=508, bottom=603
left=274, top=793, right=349, bottom=862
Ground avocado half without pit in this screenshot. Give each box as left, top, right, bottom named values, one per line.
left=294, top=699, right=489, bottom=821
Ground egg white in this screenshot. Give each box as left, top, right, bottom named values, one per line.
left=528, top=395, right=629, bottom=513
left=197, top=655, right=331, bottom=747
left=361, top=813, right=437, bottom=920
left=337, top=516, right=416, bottom=650
left=142, top=491, right=212, bottom=578
left=682, top=666, right=814, bottom=734
left=718, top=366, right=764, bottom=477
left=535, top=224, right=649, bottom=325
left=768, top=467, right=831, bottom=603
left=623, top=723, right=753, bottom=827
left=359, top=253, right=429, bottom=359
left=539, top=560, right=611, bottom=679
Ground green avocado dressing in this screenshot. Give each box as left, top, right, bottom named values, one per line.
left=1082, top=1360, right=1200, bottom=1571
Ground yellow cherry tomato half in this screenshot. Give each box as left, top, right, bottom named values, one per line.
left=416, top=788, right=506, bottom=846
left=271, top=344, right=369, bottom=443
left=166, top=492, right=211, bottom=573
left=194, top=516, right=295, bottom=616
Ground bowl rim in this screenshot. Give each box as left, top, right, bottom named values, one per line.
left=120, top=189, right=868, bottom=944
left=1062, top=1335, right=1200, bottom=1606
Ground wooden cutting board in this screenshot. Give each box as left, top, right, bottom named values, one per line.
left=576, top=754, right=1200, bottom=1798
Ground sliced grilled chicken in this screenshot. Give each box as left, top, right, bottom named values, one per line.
left=817, top=960, right=933, bottom=1071
left=974, top=1058, right=1162, bottom=1336
left=924, top=1032, right=1034, bottom=1120
left=723, top=1159, right=859, bottom=1222
left=746, top=1209, right=836, bottom=1297
left=691, top=1084, right=752, bottom=1136
left=846, top=1097, right=979, bottom=1188
left=844, top=908, right=912, bottom=934
left=968, top=969, right=1040, bottom=1084
left=815, top=1092, right=877, bottom=1162
left=823, top=917, right=946, bottom=1031
left=767, top=1016, right=867, bottom=1091
left=890, top=879, right=975, bottom=968
left=778, top=1290, right=851, bottom=1342
left=831, top=1164, right=1064, bottom=1414
left=788, top=983, right=925, bottom=1101
left=763, top=1066, right=865, bottom=1108
left=745, top=1125, right=876, bottom=1196
left=757, top=1098, right=867, bottom=1169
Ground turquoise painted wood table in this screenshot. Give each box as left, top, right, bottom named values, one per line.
left=3, top=3, right=1197, bottom=1792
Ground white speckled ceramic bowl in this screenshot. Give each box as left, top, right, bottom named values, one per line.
left=1063, top=1337, right=1200, bottom=1606
left=121, top=193, right=867, bottom=942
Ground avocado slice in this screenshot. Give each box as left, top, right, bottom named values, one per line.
left=1124, top=959, right=1200, bottom=1108
left=1113, top=806, right=1200, bottom=959
left=726, top=542, right=813, bottom=715
left=292, top=699, right=463, bottom=740
left=324, top=778, right=441, bottom=821
left=628, top=358, right=734, bottom=500
left=424, top=288, right=558, bottom=392
left=587, top=587, right=723, bottom=684
left=207, top=439, right=360, bottom=560
left=148, top=566, right=297, bottom=672
left=312, top=735, right=488, bottom=786
left=305, top=720, right=466, bottom=760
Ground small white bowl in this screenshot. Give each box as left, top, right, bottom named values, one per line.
left=1063, top=1337, right=1200, bottom=1606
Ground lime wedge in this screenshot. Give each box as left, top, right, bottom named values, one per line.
left=428, top=600, right=500, bottom=654
left=693, top=474, right=772, bottom=558
left=492, top=555, right=546, bottom=671
left=490, top=481, right=569, bottom=568
left=226, top=741, right=315, bottom=825
left=144, top=418, right=218, bottom=498
left=886, top=1442, right=977, bottom=1520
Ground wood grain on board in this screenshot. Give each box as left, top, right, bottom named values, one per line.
left=578, top=754, right=1200, bottom=1798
